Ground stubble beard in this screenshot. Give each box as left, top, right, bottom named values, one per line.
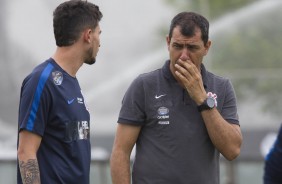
left=84, top=47, right=96, bottom=65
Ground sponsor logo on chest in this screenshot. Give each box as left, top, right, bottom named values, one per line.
left=157, top=106, right=170, bottom=125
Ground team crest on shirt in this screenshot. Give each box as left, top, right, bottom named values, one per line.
left=157, top=106, right=170, bottom=125
left=52, top=71, right=63, bottom=85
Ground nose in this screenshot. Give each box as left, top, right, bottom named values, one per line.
left=179, top=48, right=189, bottom=61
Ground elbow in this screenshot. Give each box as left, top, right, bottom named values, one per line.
left=224, top=134, right=243, bottom=161
left=17, top=148, right=31, bottom=162
left=17, top=146, right=37, bottom=161
left=222, top=140, right=242, bottom=161
left=224, top=147, right=241, bottom=161
left=17, top=147, right=26, bottom=160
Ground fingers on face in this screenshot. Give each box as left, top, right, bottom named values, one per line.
left=175, top=64, right=191, bottom=84
left=175, top=60, right=194, bottom=77
left=175, top=60, right=202, bottom=85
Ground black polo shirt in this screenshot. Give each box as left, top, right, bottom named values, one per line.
left=118, top=60, right=239, bottom=184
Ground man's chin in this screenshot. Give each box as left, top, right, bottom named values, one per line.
left=85, top=58, right=96, bottom=65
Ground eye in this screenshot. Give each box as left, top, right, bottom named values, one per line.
left=187, top=45, right=199, bottom=51
left=172, top=43, right=183, bottom=50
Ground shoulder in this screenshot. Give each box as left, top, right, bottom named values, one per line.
left=124, top=68, right=162, bottom=97
left=138, top=68, right=161, bottom=79
left=26, top=59, right=54, bottom=78
left=125, top=68, right=160, bottom=87
left=204, top=70, right=237, bottom=104
left=22, top=59, right=56, bottom=88
left=206, top=70, right=229, bottom=83
left=205, top=70, right=234, bottom=90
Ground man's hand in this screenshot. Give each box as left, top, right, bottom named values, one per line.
left=174, top=59, right=207, bottom=105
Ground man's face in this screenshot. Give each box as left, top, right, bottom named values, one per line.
left=84, top=24, right=101, bottom=65
left=166, top=26, right=211, bottom=75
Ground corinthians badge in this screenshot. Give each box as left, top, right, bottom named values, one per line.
left=52, top=71, right=63, bottom=85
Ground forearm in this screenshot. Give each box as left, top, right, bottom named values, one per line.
left=18, top=130, right=42, bottom=184
left=201, top=108, right=242, bottom=160
left=18, top=157, right=41, bottom=184
left=110, top=150, right=131, bottom=184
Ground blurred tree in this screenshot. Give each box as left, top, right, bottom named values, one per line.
left=164, top=0, right=257, bottom=20
left=211, top=8, right=282, bottom=116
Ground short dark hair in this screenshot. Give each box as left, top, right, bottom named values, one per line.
left=53, top=0, right=103, bottom=47
left=168, top=12, right=209, bottom=45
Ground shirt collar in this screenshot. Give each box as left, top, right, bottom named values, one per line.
left=162, top=60, right=177, bottom=83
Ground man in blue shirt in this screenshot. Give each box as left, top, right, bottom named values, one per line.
left=17, top=1, right=103, bottom=184
left=264, top=125, right=282, bottom=184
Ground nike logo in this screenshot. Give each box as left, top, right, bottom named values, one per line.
left=67, top=99, right=75, bottom=104
left=155, top=94, right=166, bottom=99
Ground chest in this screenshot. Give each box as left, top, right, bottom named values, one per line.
left=48, top=76, right=90, bottom=122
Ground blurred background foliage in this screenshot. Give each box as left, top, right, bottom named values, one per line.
left=164, top=0, right=257, bottom=20
left=162, top=0, right=282, bottom=117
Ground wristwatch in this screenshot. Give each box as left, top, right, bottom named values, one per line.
left=197, top=96, right=216, bottom=112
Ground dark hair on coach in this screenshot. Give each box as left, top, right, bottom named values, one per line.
left=168, top=12, right=209, bottom=45
left=53, top=0, right=103, bottom=47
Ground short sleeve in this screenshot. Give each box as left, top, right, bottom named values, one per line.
left=221, top=79, right=239, bottom=125
left=18, top=68, right=52, bottom=136
left=118, top=75, right=146, bottom=126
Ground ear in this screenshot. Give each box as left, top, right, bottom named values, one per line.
left=83, top=29, right=92, bottom=43
left=166, top=35, right=170, bottom=51
left=204, top=40, right=211, bottom=56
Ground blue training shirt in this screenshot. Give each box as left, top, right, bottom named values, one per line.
left=264, top=124, right=282, bottom=184
left=17, top=58, right=91, bottom=184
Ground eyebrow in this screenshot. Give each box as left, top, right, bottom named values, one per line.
left=173, top=42, right=199, bottom=47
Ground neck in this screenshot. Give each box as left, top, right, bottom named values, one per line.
left=52, top=46, right=84, bottom=77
